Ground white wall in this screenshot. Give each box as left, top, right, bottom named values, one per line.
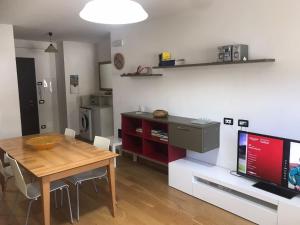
left=55, top=42, right=68, bottom=133
left=96, top=34, right=111, bottom=63
left=0, top=24, right=22, bottom=138
left=111, top=0, right=300, bottom=169
left=63, top=41, right=98, bottom=133
left=14, top=39, right=60, bottom=133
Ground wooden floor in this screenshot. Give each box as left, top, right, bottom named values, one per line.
left=0, top=156, right=254, bottom=225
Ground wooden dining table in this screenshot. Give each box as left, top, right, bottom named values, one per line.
left=0, top=133, right=118, bottom=225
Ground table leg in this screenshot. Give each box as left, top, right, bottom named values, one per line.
left=40, top=178, right=50, bottom=225
left=107, top=159, right=116, bottom=217
left=112, top=145, right=117, bottom=168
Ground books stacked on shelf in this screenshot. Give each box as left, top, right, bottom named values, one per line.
left=136, top=128, right=143, bottom=134
left=151, top=129, right=168, bottom=142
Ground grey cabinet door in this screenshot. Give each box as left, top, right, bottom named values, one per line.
left=169, top=123, right=220, bottom=153
left=169, top=123, right=203, bottom=152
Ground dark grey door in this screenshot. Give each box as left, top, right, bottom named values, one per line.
left=16, top=57, right=40, bottom=136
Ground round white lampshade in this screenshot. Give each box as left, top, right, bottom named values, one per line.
left=79, top=0, right=148, bottom=25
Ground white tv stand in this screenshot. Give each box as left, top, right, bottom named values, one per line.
left=169, top=158, right=300, bottom=225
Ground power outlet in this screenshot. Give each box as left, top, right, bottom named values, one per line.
left=224, top=118, right=234, bottom=125
left=238, top=119, right=249, bottom=127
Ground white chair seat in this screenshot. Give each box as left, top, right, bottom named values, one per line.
left=26, top=180, right=69, bottom=199
left=68, top=136, right=110, bottom=221
left=67, top=168, right=107, bottom=185
left=7, top=156, right=73, bottom=225
left=26, top=183, right=41, bottom=199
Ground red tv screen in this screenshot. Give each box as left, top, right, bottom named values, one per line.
left=238, top=133, right=283, bottom=185
left=238, top=131, right=300, bottom=193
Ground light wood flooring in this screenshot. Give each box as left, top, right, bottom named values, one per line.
left=0, top=156, right=254, bottom=225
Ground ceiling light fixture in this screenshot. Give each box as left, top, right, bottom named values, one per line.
left=79, top=0, right=148, bottom=25
left=45, top=32, right=58, bottom=53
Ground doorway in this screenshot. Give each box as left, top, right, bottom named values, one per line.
left=16, top=57, right=40, bottom=136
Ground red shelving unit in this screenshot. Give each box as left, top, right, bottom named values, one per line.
left=122, top=133, right=143, bottom=154
left=123, top=130, right=143, bottom=138
left=143, top=139, right=168, bottom=164
left=144, top=135, right=168, bottom=144
left=122, top=114, right=186, bottom=165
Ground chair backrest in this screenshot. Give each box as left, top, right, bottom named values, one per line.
left=3, top=153, right=9, bottom=164
left=65, top=128, right=76, bottom=138
left=0, top=159, right=4, bottom=176
left=93, top=136, right=110, bottom=150
left=7, top=155, right=28, bottom=198
left=0, top=153, right=11, bottom=176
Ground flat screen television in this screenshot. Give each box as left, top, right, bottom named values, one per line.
left=237, top=131, right=300, bottom=199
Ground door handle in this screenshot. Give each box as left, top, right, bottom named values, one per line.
left=177, top=126, right=190, bottom=131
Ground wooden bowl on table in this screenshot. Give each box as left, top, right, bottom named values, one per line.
left=26, top=135, right=63, bottom=150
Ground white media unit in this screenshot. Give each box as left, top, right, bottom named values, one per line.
left=169, top=158, right=300, bottom=225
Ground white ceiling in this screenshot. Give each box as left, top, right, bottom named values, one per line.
left=0, top=0, right=212, bottom=43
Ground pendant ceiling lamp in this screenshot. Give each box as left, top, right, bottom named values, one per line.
left=45, top=32, right=58, bottom=53
left=79, top=0, right=148, bottom=25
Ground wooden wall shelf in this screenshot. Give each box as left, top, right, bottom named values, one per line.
left=121, top=73, right=163, bottom=77
left=152, top=59, right=275, bottom=69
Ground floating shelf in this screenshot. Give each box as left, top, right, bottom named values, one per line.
left=152, top=58, right=275, bottom=69
left=121, top=73, right=163, bottom=77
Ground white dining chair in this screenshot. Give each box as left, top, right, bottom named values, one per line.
left=60, top=128, right=77, bottom=206
left=3, top=153, right=10, bottom=164
left=67, top=136, right=110, bottom=221
left=94, top=136, right=111, bottom=149
left=0, top=153, right=13, bottom=197
left=107, top=136, right=122, bottom=167
left=7, top=156, right=74, bottom=225
left=65, top=128, right=76, bottom=138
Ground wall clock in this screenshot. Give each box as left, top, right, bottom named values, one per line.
left=114, top=53, right=125, bottom=70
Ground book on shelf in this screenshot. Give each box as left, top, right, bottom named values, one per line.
left=151, top=129, right=168, bottom=139
left=136, top=128, right=143, bottom=133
